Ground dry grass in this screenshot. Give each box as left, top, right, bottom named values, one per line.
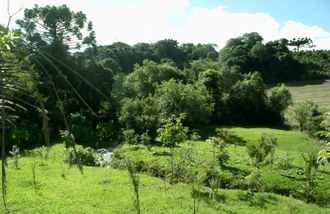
left=285, top=79, right=330, bottom=110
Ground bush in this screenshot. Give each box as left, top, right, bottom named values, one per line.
left=69, top=112, right=97, bottom=147
left=267, top=84, right=292, bottom=124
left=119, top=97, right=160, bottom=139
left=96, top=121, right=117, bottom=148
left=247, top=133, right=277, bottom=167
left=291, top=100, right=325, bottom=135
left=63, top=145, right=96, bottom=166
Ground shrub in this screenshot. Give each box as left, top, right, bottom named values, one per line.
left=63, top=145, right=96, bottom=166
left=9, top=145, right=20, bottom=168
left=245, top=168, right=266, bottom=194
left=69, top=112, right=97, bottom=147
left=291, top=100, right=325, bottom=135
left=247, top=133, right=277, bottom=167
left=299, top=151, right=319, bottom=203
left=267, top=83, right=292, bottom=124
left=96, top=121, right=117, bottom=148
left=157, top=113, right=189, bottom=148
left=60, top=130, right=75, bottom=148
left=123, top=129, right=139, bottom=145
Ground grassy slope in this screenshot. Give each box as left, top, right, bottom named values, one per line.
left=283, top=79, right=330, bottom=110
left=1, top=134, right=330, bottom=214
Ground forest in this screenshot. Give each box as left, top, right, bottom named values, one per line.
left=1, top=4, right=330, bottom=213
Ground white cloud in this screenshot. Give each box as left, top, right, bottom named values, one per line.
left=1, top=0, right=329, bottom=50
left=278, top=21, right=330, bottom=50
left=175, top=6, right=281, bottom=48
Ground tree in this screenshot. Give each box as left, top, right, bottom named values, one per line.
left=226, top=72, right=267, bottom=124
left=16, top=4, right=96, bottom=52
left=219, top=32, right=263, bottom=73
left=119, top=97, right=159, bottom=139
left=155, top=79, right=214, bottom=126
left=16, top=4, right=98, bottom=132
left=0, top=28, right=30, bottom=211
left=153, top=39, right=187, bottom=68
left=123, top=60, right=185, bottom=98
left=180, top=43, right=218, bottom=61
left=288, top=38, right=315, bottom=52
left=267, top=84, right=293, bottom=124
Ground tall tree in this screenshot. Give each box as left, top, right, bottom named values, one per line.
left=16, top=4, right=96, bottom=53
left=288, top=37, right=315, bottom=52
left=16, top=4, right=97, bottom=130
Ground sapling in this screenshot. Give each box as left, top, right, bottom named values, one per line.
left=126, top=159, right=141, bottom=214
left=30, top=155, right=39, bottom=194
left=157, top=114, right=189, bottom=184
left=299, top=151, right=318, bottom=203
left=9, top=145, right=20, bottom=169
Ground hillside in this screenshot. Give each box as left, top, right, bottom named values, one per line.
left=285, top=79, right=330, bottom=110
left=2, top=127, right=329, bottom=213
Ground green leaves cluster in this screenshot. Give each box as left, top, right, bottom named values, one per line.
left=247, top=133, right=277, bottom=167
left=157, top=114, right=189, bottom=148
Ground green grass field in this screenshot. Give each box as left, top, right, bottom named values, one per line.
left=284, top=79, right=330, bottom=110
left=1, top=127, right=330, bottom=213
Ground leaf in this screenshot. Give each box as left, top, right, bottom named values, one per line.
left=318, top=149, right=328, bottom=157
left=5, top=44, right=11, bottom=50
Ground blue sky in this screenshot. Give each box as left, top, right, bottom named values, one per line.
left=1, top=0, right=329, bottom=49
left=212, top=0, right=330, bottom=31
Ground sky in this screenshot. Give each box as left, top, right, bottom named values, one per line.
left=1, top=0, right=330, bottom=50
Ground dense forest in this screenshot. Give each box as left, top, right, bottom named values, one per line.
left=1, top=4, right=329, bottom=151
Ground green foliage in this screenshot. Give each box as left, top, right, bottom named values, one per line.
left=125, top=159, right=141, bottom=214
left=33, top=146, right=49, bottom=165
left=123, top=60, right=185, bottom=98
left=96, top=121, right=116, bottom=147
left=63, top=145, right=96, bottom=166
left=247, top=133, right=277, bottom=167
left=293, top=50, right=330, bottom=79
left=153, top=39, right=186, bottom=68
left=218, top=32, right=309, bottom=82
left=9, top=145, right=20, bottom=168
left=288, top=38, right=315, bottom=52
left=268, top=84, right=293, bottom=113
left=316, top=113, right=330, bottom=165
left=155, top=79, right=214, bottom=126
left=59, top=130, right=75, bottom=148
left=222, top=71, right=268, bottom=124
left=206, top=129, right=230, bottom=166
left=119, top=97, right=159, bottom=139
left=16, top=4, right=95, bottom=51
left=69, top=112, right=96, bottom=147
left=3, top=143, right=330, bottom=213
left=245, top=168, right=266, bottom=194
left=157, top=114, right=189, bottom=148
left=123, top=129, right=139, bottom=145
left=291, top=100, right=325, bottom=134
left=299, top=151, right=318, bottom=203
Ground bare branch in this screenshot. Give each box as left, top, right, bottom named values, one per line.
left=6, top=0, right=24, bottom=31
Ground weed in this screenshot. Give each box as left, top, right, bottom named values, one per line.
left=126, top=159, right=141, bottom=214
left=9, top=145, right=20, bottom=169
left=299, top=151, right=318, bottom=203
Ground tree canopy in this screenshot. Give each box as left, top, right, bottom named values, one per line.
left=0, top=3, right=328, bottom=150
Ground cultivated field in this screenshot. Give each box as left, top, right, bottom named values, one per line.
left=285, top=79, right=330, bottom=110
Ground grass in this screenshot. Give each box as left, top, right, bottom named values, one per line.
left=116, top=126, right=330, bottom=207
left=1, top=127, right=330, bottom=213
left=280, top=79, right=330, bottom=110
